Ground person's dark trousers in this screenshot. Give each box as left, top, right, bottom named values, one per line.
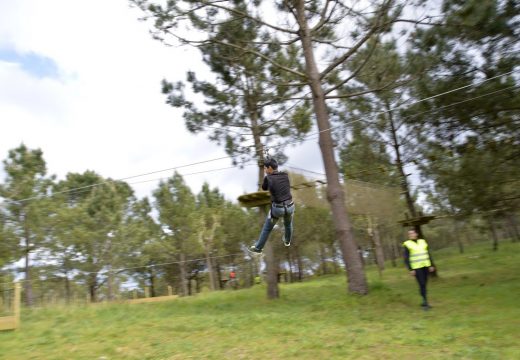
left=414, top=267, right=429, bottom=305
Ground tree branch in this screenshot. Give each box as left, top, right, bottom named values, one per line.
left=162, top=29, right=306, bottom=78
left=311, top=0, right=336, bottom=32
left=323, top=36, right=379, bottom=95
left=318, top=2, right=388, bottom=80
left=325, top=78, right=410, bottom=100
left=201, top=0, right=299, bottom=35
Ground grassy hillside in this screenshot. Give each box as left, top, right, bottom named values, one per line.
left=1, top=242, right=519, bottom=359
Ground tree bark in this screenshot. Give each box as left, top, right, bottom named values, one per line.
left=89, top=276, right=97, bottom=303
left=294, top=242, right=304, bottom=281
left=286, top=248, right=294, bottom=282
left=187, top=276, right=192, bottom=296
left=370, top=218, right=385, bottom=275
left=294, top=0, right=368, bottom=295
left=64, top=270, right=71, bottom=304
left=389, top=240, right=397, bottom=267
left=23, top=216, right=33, bottom=307
left=389, top=235, right=400, bottom=268
left=453, top=219, right=464, bottom=254
left=260, top=205, right=279, bottom=299
left=216, top=259, right=223, bottom=289
left=196, top=273, right=201, bottom=293
left=107, top=269, right=115, bottom=301
left=205, top=247, right=217, bottom=291
left=488, top=216, right=499, bottom=251
left=385, top=100, right=422, bottom=236
left=149, top=270, right=156, bottom=297
left=506, top=213, right=520, bottom=242
left=248, top=256, right=255, bottom=287
left=319, top=243, right=328, bottom=275
left=179, top=253, right=189, bottom=296
left=250, top=103, right=280, bottom=298
left=332, top=246, right=340, bottom=274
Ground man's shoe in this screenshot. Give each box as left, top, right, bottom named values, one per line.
left=421, top=302, right=432, bottom=310
left=248, top=245, right=263, bottom=254
left=282, top=231, right=291, bottom=247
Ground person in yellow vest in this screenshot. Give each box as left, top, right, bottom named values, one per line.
left=403, top=229, right=435, bottom=310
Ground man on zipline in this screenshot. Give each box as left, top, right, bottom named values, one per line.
left=403, top=229, right=436, bottom=310
left=249, top=158, right=294, bottom=254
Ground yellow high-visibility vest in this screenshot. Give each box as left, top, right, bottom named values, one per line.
left=403, top=239, right=432, bottom=269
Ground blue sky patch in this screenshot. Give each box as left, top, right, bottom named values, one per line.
left=0, top=48, right=60, bottom=78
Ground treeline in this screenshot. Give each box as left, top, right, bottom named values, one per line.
left=0, top=145, right=256, bottom=305
left=132, top=0, right=520, bottom=295
left=1, top=144, right=517, bottom=307
left=2, top=0, right=519, bottom=303
left=0, top=145, right=358, bottom=305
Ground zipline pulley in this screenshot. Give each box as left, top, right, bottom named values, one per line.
left=264, top=147, right=270, bottom=162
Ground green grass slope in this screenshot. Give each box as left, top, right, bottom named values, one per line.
left=1, top=242, right=519, bottom=360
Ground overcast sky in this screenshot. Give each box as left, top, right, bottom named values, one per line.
left=0, top=0, right=325, bottom=203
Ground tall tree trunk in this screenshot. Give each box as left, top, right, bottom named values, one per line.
left=262, top=205, right=279, bottom=299
left=248, top=257, right=255, bottom=287
left=179, top=253, right=189, bottom=296
left=253, top=259, right=259, bottom=286
left=390, top=236, right=400, bottom=268
left=464, top=229, right=473, bottom=246
left=89, top=277, right=97, bottom=303
left=506, top=213, right=520, bottom=242
left=488, top=216, right=499, bottom=251
left=332, top=246, right=340, bottom=274
left=202, top=216, right=220, bottom=291
left=86, top=256, right=97, bottom=302
left=385, top=101, right=421, bottom=236
left=319, top=243, right=328, bottom=275
left=195, top=274, right=201, bottom=293
left=295, top=0, right=367, bottom=295
left=453, top=219, right=464, bottom=254
left=286, top=248, right=294, bottom=282
left=294, top=242, right=304, bottom=281
left=252, top=107, right=279, bottom=298
left=205, top=247, right=217, bottom=291
left=107, top=269, right=114, bottom=301
left=24, top=245, right=33, bottom=307
left=216, top=260, right=223, bottom=289
left=23, top=218, right=33, bottom=307
left=381, top=229, right=397, bottom=267
left=252, top=115, right=279, bottom=299
left=369, top=218, right=385, bottom=275
left=389, top=240, right=397, bottom=267
left=264, top=248, right=279, bottom=296
left=64, top=270, right=71, bottom=304
left=149, top=270, right=156, bottom=297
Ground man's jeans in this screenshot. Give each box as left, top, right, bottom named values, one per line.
left=254, top=203, right=295, bottom=250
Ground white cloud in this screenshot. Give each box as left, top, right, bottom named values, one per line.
left=0, top=0, right=325, bottom=205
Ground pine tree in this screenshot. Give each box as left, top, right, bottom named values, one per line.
left=406, top=0, right=520, bottom=248
left=153, top=172, right=197, bottom=296
left=132, top=0, right=440, bottom=295
left=0, top=144, right=53, bottom=306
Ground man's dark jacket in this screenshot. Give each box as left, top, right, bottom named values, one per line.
left=262, top=171, right=292, bottom=203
